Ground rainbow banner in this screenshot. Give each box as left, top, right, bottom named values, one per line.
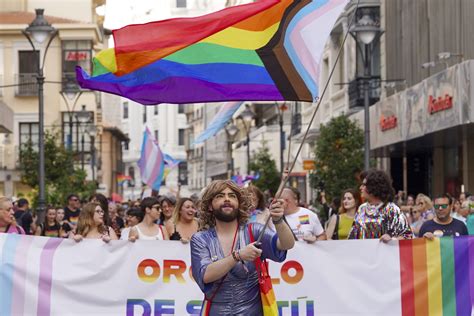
left=76, top=0, right=348, bottom=104
left=117, top=173, right=132, bottom=186
left=1, top=235, right=473, bottom=315
left=399, top=237, right=474, bottom=316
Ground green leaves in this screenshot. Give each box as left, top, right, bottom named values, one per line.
left=19, top=132, right=96, bottom=207
left=312, top=115, right=364, bottom=201
left=249, top=144, right=280, bottom=196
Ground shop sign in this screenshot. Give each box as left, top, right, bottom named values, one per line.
left=428, top=94, right=453, bottom=114
left=65, top=51, right=90, bottom=61
left=379, top=114, right=397, bottom=131
left=303, top=160, right=315, bottom=170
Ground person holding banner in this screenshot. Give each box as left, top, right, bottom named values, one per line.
left=129, top=197, right=169, bottom=241
left=190, top=180, right=295, bottom=315
left=70, top=202, right=118, bottom=242
left=349, top=169, right=413, bottom=241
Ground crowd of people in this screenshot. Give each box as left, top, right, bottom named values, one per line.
left=1, top=169, right=473, bottom=243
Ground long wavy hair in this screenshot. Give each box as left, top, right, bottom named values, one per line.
left=76, top=202, right=107, bottom=237
left=172, top=197, right=195, bottom=225
left=199, top=180, right=251, bottom=230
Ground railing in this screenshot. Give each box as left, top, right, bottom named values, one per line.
left=15, top=73, right=38, bottom=96
left=348, top=76, right=381, bottom=109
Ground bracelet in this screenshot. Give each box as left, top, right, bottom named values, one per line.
left=272, top=216, right=284, bottom=224
left=231, top=250, right=239, bottom=262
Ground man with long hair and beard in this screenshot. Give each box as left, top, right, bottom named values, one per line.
left=191, top=180, right=295, bottom=315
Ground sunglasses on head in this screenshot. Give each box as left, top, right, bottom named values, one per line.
left=434, top=204, right=449, bottom=209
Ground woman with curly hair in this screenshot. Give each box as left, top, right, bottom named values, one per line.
left=70, top=202, right=117, bottom=243
left=326, top=189, right=361, bottom=240
left=349, top=169, right=413, bottom=241
left=190, top=180, right=294, bottom=315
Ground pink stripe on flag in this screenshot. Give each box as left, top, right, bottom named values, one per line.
left=11, top=235, right=35, bottom=316
left=147, top=150, right=164, bottom=185
left=36, top=238, right=63, bottom=316
left=289, top=0, right=346, bottom=80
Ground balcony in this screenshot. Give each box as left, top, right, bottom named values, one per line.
left=15, top=73, right=38, bottom=96
left=62, top=72, right=81, bottom=92
left=348, top=76, right=381, bottom=109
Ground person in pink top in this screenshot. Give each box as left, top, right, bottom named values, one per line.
left=0, top=196, right=25, bottom=234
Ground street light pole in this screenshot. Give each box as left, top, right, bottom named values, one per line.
left=350, top=11, right=383, bottom=171
left=363, top=44, right=371, bottom=171
left=23, top=9, right=58, bottom=223
left=76, top=105, right=92, bottom=172
left=225, top=122, right=238, bottom=178
left=237, top=105, right=256, bottom=174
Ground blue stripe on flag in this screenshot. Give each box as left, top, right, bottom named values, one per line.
left=0, top=234, right=21, bottom=316
left=193, top=102, right=242, bottom=144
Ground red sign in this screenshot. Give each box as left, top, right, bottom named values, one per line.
left=379, top=114, right=397, bottom=131
left=428, top=94, right=453, bottom=114
left=65, top=51, right=90, bottom=61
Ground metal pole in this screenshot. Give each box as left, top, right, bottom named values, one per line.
left=81, top=132, right=85, bottom=170
left=279, top=111, right=284, bottom=175
left=246, top=129, right=250, bottom=174
left=69, top=113, right=73, bottom=151
left=37, top=68, right=46, bottom=224
left=363, top=43, right=371, bottom=171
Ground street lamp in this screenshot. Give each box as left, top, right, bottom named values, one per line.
left=60, top=91, right=83, bottom=150
left=237, top=105, right=256, bottom=174
left=22, top=9, right=58, bottom=222
left=225, top=122, right=239, bottom=178
left=350, top=9, right=383, bottom=171
left=76, top=105, right=92, bottom=170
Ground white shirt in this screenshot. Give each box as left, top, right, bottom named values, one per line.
left=120, top=227, right=131, bottom=240
left=285, top=207, right=324, bottom=241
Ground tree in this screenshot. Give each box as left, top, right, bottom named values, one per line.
left=249, top=143, right=281, bottom=196
left=19, top=132, right=97, bottom=207
left=311, top=115, right=364, bottom=201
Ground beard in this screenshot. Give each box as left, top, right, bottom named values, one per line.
left=213, top=205, right=239, bottom=223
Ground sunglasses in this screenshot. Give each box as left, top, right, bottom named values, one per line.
left=434, top=204, right=449, bottom=209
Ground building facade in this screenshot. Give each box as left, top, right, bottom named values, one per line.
left=0, top=0, right=128, bottom=198
left=369, top=0, right=474, bottom=197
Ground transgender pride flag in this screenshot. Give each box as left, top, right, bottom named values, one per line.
left=193, top=101, right=242, bottom=144
left=138, top=128, right=165, bottom=191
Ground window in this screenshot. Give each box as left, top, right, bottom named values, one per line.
left=124, top=134, right=129, bottom=150
left=128, top=166, right=136, bottom=187
left=154, top=105, right=158, bottom=115
left=178, top=162, right=188, bottom=185
left=178, top=129, right=185, bottom=146
left=143, top=107, right=147, bottom=123
left=19, top=122, right=39, bottom=150
left=62, top=41, right=92, bottom=92
left=176, top=0, right=187, bottom=8
left=154, top=130, right=159, bottom=141
left=17, top=51, right=39, bottom=96
left=178, top=104, right=186, bottom=114
left=123, top=102, right=129, bottom=119
left=61, top=112, right=94, bottom=152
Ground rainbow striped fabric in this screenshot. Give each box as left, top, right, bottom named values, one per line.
left=76, top=0, right=348, bottom=105
left=116, top=173, right=132, bottom=185
left=399, top=237, right=474, bottom=316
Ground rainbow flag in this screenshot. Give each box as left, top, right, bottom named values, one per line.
left=399, top=237, right=474, bottom=316
left=116, top=174, right=131, bottom=186
left=138, top=128, right=165, bottom=191
left=298, top=215, right=310, bottom=225
left=76, top=0, right=348, bottom=105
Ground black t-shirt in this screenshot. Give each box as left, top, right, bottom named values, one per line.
left=419, top=218, right=468, bottom=237
left=14, top=210, right=33, bottom=235
left=64, top=207, right=81, bottom=226
left=41, top=223, right=62, bottom=237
